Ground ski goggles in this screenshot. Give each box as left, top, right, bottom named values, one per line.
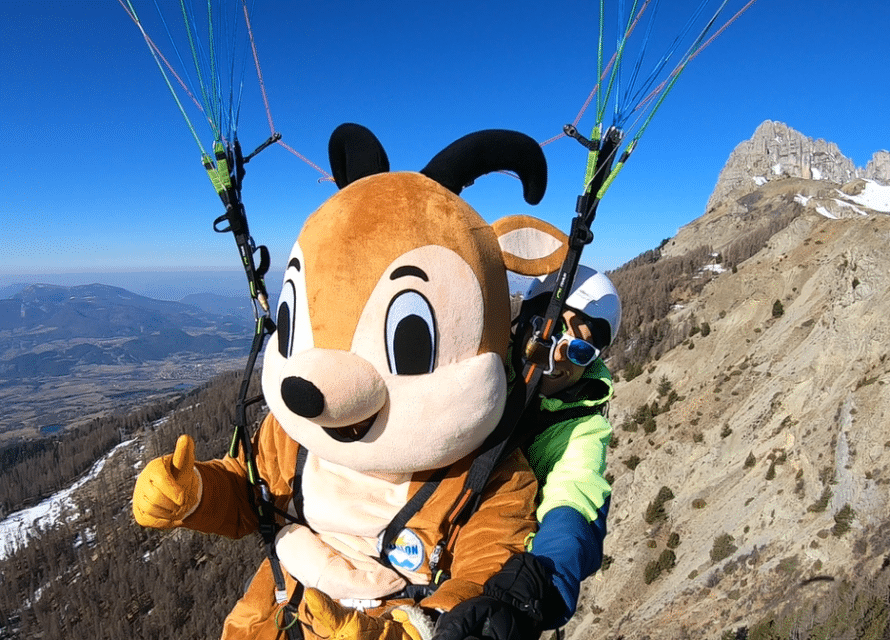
left=530, top=316, right=600, bottom=374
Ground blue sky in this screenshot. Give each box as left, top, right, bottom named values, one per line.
left=2, top=0, right=888, bottom=290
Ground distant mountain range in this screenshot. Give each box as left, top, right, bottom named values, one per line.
left=0, top=269, right=283, bottom=306
left=0, top=283, right=260, bottom=437
left=0, top=283, right=254, bottom=371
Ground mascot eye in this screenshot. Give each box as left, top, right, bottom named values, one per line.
left=277, top=280, right=297, bottom=357
left=385, top=290, right=436, bottom=375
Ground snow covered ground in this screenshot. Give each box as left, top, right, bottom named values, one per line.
left=843, top=179, right=890, bottom=213
left=796, top=180, right=890, bottom=220
left=0, top=439, right=134, bottom=560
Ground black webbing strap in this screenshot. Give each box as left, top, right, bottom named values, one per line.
left=447, top=340, right=539, bottom=529
left=291, top=446, right=450, bottom=574
left=218, top=243, right=298, bottom=639
left=240, top=442, right=301, bottom=640
left=292, top=447, right=449, bottom=571
left=534, top=127, right=621, bottom=352
left=229, top=316, right=275, bottom=462
left=236, top=419, right=300, bottom=640
left=377, top=466, right=450, bottom=571
left=204, top=134, right=300, bottom=638
left=209, top=137, right=275, bottom=313
left=290, top=444, right=449, bottom=600
left=291, top=445, right=309, bottom=524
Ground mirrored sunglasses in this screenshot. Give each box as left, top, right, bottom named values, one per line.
left=530, top=316, right=600, bottom=371
left=557, top=334, right=599, bottom=367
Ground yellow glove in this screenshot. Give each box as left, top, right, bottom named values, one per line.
left=132, top=434, right=202, bottom=529
left=299, top=588, right=434, bottom=640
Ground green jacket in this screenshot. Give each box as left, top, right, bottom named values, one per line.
left=511, top=356, right=614, bottom=523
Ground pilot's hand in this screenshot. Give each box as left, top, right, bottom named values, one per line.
left=434, top=554, right=558, bottom=640
left=132, top=434, right=202, bottom=529
left=433, top=595, right=524, bottom=640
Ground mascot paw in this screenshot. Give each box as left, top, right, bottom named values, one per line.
left=300, top=589, right=434, bottom=640
left=389, top=606, right=436, bottom=640
left=300, top=588, right=388, bottom=640
left=132, top=434, right=202, bottom=529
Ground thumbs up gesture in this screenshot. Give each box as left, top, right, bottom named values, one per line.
left=133, top=434, right=203, bottom=529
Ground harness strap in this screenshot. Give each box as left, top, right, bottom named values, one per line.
left=291, top=445, right=309, bottom=524
left=208, top=138, right=273, bottom=313
left=447, top=325, right=538, bottom=531
left=257, top=476, right=303, bottom=640
left=200, top=132, right=303, bottom=637
left=376, top=467, right=449, bottom=571
left=223, top=316, right=301, bottom=638
left=290, top=446, right=450, bottom=592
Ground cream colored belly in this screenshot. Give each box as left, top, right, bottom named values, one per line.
left=275, top=452, right=421, bottom=600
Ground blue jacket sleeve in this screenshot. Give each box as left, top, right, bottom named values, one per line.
left=529, top=499, right=609, bottom=628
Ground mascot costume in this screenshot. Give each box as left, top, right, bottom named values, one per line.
left=133, top=123, right=557, bottom=640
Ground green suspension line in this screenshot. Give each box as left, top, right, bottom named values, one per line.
left=125, top=0, right=208, bottom=156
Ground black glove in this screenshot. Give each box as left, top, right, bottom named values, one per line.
left=483, top=552, right=558, bottom=624
left=433, top=553, right=560, bottom=640
left=434, top=595, right=530, bottom=640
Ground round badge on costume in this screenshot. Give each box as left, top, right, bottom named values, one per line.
left=381, top=528, right=425, bottom=571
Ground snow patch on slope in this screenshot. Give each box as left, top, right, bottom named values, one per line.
left=842, top=179, right=890, bottom=213
left=0, top=440, right=134, bottom=560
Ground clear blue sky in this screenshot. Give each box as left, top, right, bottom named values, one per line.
left=2, top=0, right=888, bottom=283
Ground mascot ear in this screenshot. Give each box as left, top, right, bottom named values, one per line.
left=420, top=130, right=547, bottom=205
left=492, top=215, right=567, bottom=277
left=328, top=123, right=390, bottom=189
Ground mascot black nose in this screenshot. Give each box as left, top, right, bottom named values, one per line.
left=281, top=377, right=325, bottom=418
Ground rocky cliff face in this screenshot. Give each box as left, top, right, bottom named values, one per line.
left=706, top=121, right=890, bottom=212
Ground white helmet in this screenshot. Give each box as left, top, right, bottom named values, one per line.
left=525, top=265, right=622, bottom=350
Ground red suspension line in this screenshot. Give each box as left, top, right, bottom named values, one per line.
left=241, top=0, right=275, bottom=134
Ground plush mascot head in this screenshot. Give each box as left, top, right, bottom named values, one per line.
left=261, top=124, right=547, bottom=474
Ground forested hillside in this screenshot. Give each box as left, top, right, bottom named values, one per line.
left=1, top=405, right=170, bottom=519
left=606, top=203, right=800, bottom=376
left=0, top=372, right=265, bottom=639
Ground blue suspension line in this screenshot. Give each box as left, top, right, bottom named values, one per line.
left=622, top=0, right=710, bottom=114
left=615, top=0, right=730, bottom=128
left=620, top=0, right=662, bottom=120
left=181, top=1, right=217, bottom=132
left=153, top=0, right=200, bottom=114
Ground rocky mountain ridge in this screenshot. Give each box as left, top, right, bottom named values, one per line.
left=663, top=122, right=890, bottom=263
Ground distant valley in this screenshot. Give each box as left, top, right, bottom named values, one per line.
left=0, top=282, right=264, bottom=440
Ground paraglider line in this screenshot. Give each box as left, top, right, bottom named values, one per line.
left=276, top=140, right=334, bottom=181
left=241, top=0, right=276, bottom=135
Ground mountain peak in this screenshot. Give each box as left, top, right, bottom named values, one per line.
left=659, top=123, right=890, bottom=262
left=706, top=120, right=890, bottom=212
